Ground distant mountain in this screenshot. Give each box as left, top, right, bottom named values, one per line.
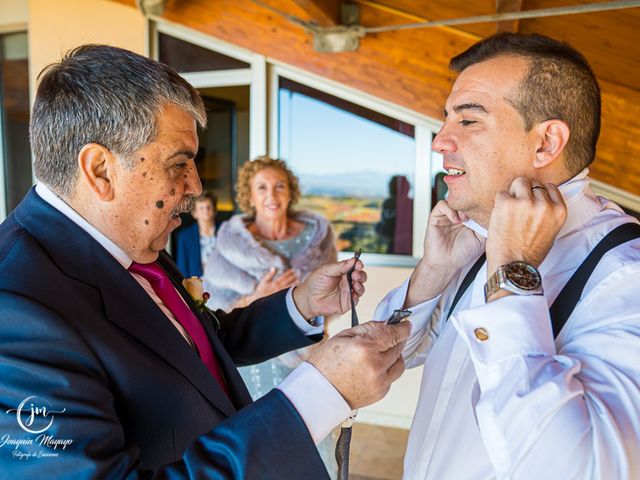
left=299, top=171, right=412, bottom=198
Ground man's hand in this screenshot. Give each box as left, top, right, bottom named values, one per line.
left=292, top=258, right=366, bottom=319
left=406, top=200, right=485, bottom=307
left=486, top=177, right=567, bottom=277
left=307, top=321, right=410, bottom=409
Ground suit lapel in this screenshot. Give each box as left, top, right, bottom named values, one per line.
left=160, top=253, right=253, bottom=407
left=98, top=256, right=237, bottom=417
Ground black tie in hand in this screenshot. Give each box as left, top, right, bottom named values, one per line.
left=347, top=249, right=361, bottom=328
left=336, top=412, right=356, bottom=479
left=336, top=249, right=361, bottom=480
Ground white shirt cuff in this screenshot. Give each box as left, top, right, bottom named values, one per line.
left=451, top=294, right=555, bottom=366
left=277, top=361, right=351, bottom=444
left=286, top=287, right=324, bottom=336
left=451, top=295, right=556, bottom=392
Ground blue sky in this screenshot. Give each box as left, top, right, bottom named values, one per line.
left=279, top=89, right=415, bottom=180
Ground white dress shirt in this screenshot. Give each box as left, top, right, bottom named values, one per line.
left=35, top=183, right=351, bottom=445
left=375, top=170, right=640, bottom=479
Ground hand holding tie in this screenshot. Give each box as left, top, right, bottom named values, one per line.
left=307, top=320, right=410, bottom=409
left=292, top=257, right=367, bottom=320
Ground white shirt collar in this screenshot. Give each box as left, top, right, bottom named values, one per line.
left=35, top=182, right=133, bottom=269
left=463, top=168, right=599, bottom=239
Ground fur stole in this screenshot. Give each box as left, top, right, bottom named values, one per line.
left=203, top=210, right=337, bottom=311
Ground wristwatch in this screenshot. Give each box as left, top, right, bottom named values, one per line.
left=484, top=261, right=543, bottom=302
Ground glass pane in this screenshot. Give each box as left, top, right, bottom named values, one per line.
left=170, top=86, right=250, bottom=259
left=278, top=78, right=415, bottom=255
left=196, top=86, right=250, bottom=215
left=158, top=33, right=250, bottom=73
left=1, top=32, right=31, bottom=215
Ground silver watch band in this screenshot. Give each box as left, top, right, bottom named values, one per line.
left=484, top=269, right=502, bottom=301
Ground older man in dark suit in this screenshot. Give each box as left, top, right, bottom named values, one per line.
left=0, top=45, right=409, bottom=479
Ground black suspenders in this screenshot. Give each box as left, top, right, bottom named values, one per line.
left=445, top=253, right=486, bottom=322
left=548, top=222, right=640, bottom=336
left=445, top=223, right=640, bottom=338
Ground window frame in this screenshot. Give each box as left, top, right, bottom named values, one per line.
left=268, top=62, right=442, bottom=266
left=150, top=20, right=268, bottom=159
left=152, top=19, right=449, bottom=267
left=590, top=179, right=640, bottom=216
left=0, top=25, right=29, bottom=221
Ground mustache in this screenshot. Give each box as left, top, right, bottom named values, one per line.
left=172, top=196, right=194, bottom=216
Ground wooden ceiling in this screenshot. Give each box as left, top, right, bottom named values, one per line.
left=112, top=0, right=640, bottom=196
left=368, top=1, right=640, bottom=91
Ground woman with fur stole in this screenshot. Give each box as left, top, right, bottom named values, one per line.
left=203, top=157, right=338, bottom=476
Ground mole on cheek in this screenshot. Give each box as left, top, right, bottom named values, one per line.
left=144, top=219, right=149, bottom=225
left=140, top=157, right=145, bottom=162
left=142, top=172, right=147, bottom=178
left=156, top=200, right=164, bottom=209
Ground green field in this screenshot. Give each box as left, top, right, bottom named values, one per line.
left=297, top=195, right=388, bottom=253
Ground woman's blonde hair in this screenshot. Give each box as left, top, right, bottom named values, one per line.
left=235, top=156, right=301, bottom=216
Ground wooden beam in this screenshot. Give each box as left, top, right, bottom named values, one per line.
left=496, top=0, right=523, bottom=33
left=293, top=0, right=341, bottom=26
left=353, top=0, right=481, bottom=41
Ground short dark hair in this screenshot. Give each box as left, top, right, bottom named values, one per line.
left=193, top=191, right=217, bottom=210
left=31, top=44, right=206, bottom=198
left=450, top=33, right=601, bottom=174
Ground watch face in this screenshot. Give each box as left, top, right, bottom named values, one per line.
left=504, top=262, right=541, bottom=290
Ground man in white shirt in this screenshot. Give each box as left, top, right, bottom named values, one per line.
left=375, top=33, right=640, bottom=479
left=0, top=44, right=409, bottom=478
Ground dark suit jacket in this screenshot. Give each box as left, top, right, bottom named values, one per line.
left=0, top=189, right=329, bottom=479
left=175, top=221, right=222, bottom=279
left=175, top=222, right=203, bottom=278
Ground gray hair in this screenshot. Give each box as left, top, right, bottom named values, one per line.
left=31, top=44, right=207, bottom=197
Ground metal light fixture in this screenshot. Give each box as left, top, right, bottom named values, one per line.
left=136, top=0, right=167, bottom=17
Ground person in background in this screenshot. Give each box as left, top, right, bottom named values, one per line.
left=203, top=156, right=338, bottom=475
left=175, top=191, right=220, bottom=278
left=376, top=175, right=413, bottom=255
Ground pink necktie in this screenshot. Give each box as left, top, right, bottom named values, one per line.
left=129, top=261, right=229, bottom=396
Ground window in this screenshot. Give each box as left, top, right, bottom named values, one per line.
left=196, top=86, right=250, bottom=212
left=154, top=28, right=258, bottom=214
left=590, top=178, right=640, bottom=222
left=278, top=78, right=416, bottom=255
left=152, top=25, right=266, bottom=261
left=0, top=31, right=30, bottom=217
left=153, top=22, right=444, bottom=266
left=158, top=32, right=250, bottom=73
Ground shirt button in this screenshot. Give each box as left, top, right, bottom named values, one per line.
left=474, top=327, right=489, bottom=342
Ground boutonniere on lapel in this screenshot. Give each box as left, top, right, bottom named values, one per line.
left=182, top=277, right=220, bottom=330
